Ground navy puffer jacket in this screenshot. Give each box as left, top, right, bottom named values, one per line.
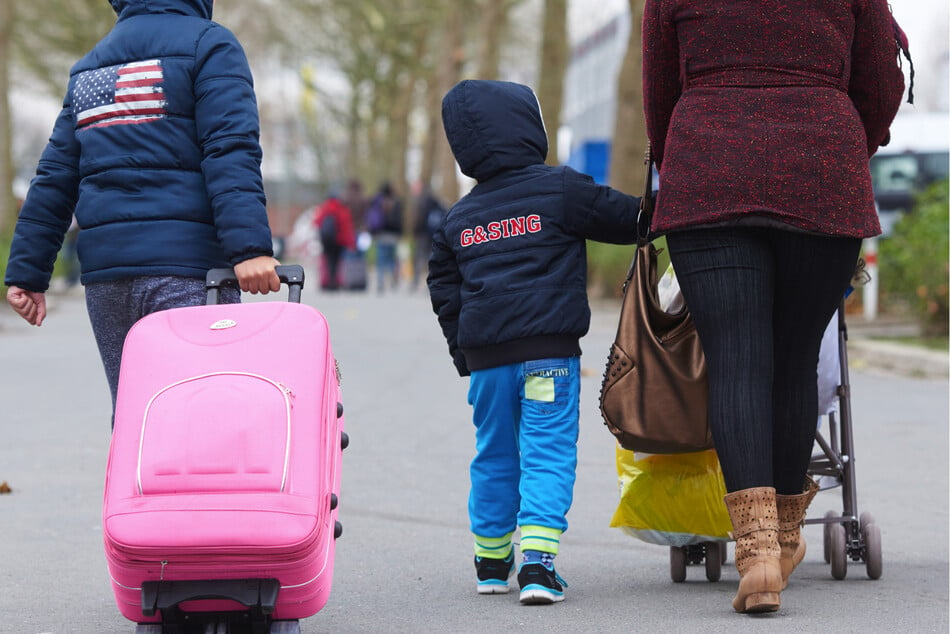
left=429, top=80, right=642, bottom=376
left=5, top=0, right=272, bottom=292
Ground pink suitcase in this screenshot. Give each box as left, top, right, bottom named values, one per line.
left=103, top=266, right=346, bottom=632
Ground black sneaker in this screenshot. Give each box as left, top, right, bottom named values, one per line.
left=474, top=551, right=515, bottom=594
left=517, top=562, right=567, bottom=604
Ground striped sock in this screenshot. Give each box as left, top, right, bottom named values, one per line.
left=522, top=549, right=555, bottom=568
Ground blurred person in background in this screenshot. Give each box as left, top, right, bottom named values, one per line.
left=411, top=183, right=447, bottom=291
left=314, top=190, right=356, bottom=291
left=342, top=178, right=370, bottom=234
left=366, top=182, right=404, bottom=293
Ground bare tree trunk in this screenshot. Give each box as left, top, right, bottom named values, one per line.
left=390, top=79, right=411, bottom=187
left=416, top=4, right=453, bottom=196
left=435, top=4, right=465, bottom=205
left=367, top=76, right=392, bottom=189
left=395, top=22, right=432, bottom=217
left=391, top=73, right=416, bottom=233
left=476, top=0, right=506, bottom=79
left=0, top=0, right=16, bottom=237
left=344, top=88, right=361, bottom=179
left=418, top=76, right=441, bottom=192
left=609, top=0, right=648, bottom=193
left=537, top=0, right=567, bottom=166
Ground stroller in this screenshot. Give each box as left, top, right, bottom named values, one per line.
left=804, top=299, right=883, bottom=580
left=668, top=267, right=882, bottom=582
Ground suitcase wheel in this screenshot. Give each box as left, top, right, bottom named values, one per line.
left=340, top=431, right=350, bottom=450
left=336, top=401, right=344, bottom=418
left=334, top=520, right=343, bottom=539
left=330, top=493, right=338, bottom=510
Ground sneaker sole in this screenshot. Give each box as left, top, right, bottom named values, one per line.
left=477, top=582, right=511, bottom=595
left=519, top=586, right=564, bottom=605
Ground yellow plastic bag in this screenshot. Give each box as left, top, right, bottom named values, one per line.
left=610, top=446, right=732, bottom=547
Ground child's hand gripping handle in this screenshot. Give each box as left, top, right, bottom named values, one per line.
left=205, top=265, right=305, bottom=304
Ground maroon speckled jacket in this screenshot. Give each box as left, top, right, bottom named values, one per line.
left=643, top=0, right=907, bottom=237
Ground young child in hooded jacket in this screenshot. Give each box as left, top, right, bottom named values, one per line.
left=4, top=0, right=280, bottom=414
left=427, top=79, right=643, bottom=604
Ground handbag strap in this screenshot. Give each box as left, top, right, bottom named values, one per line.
left=636, top=144, right=655, bottom=245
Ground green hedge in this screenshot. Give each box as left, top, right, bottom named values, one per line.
left=879, top=179, right=950, bottom=336
left=587, top=237, right=669, bottom=299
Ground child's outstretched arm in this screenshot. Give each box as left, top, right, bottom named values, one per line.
left=6, top=286, right=47, bottom=326
left=565, top=169, right=642, bottom=244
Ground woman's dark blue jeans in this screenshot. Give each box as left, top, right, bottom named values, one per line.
left=666, top=227, right=862, bottom=495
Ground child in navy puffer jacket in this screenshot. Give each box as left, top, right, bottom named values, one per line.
left=428, top=79, right=642, bottom=604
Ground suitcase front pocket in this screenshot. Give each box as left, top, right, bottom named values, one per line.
left=137, top=372, right=293, bottom=495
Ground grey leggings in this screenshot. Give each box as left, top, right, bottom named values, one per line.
left=666, top=227, right=861, bottom=495
left=85, top=276, right=239, bottom=414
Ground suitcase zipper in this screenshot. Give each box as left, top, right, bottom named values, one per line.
left=136, top=371, right=294, bottom=495
left=117, top=548, right=321, bottom=568
left=106, top=516, right=330, bottom=560
left=108, top=532, right=332, bottom=590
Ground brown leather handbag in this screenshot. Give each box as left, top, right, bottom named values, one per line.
left=599, top=149, right=712, bottom=454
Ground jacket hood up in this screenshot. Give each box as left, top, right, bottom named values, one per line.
left=109, top=0, right=212, bottom=20
left=441, top=80, right=548, bottom=182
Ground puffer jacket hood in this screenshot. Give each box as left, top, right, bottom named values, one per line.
left=442, top=80, right=548, bottom=182
left=109, top=0, right=212, bottom=20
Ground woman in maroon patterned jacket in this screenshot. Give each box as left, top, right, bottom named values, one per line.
left=642, top=0, right=906, bottom=614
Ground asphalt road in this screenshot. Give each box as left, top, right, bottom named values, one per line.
left=0, top=284, right=947, bottom=633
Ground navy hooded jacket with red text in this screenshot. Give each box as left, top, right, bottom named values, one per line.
left=428, top=80, right=642, bottom=376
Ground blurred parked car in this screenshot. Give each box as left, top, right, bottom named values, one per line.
left=871, top=112, right=949, bottom=235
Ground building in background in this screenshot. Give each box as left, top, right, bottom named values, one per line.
left=561, top=1, right=949, bottom=199
left=561, top=9, right=629, bottom=184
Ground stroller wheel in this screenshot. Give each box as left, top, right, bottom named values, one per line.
left=829, top=522, right=848, bottom=580
left=863, top=522, right=883, bottom=580
left=704, top=542, right=722, bottom=582
left=859, top=511, right=875, bottom=532
left=823, top=510, right=838, bottom=563
left=669, top=546, right=687, bottom=583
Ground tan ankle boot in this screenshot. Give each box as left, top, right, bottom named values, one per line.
left=724, top=487, right=783, bottom=613
left=776, top=477, right=820, bottom=588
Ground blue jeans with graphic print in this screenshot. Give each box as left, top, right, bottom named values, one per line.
left=467, top=356, right=581, bottom=543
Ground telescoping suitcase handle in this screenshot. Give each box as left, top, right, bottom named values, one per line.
left=205, top=264, right=305, bottom=305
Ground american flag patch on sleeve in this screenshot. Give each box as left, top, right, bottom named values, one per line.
left=73, top=59, right=166, bottom=130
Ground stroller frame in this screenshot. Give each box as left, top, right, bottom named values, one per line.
left=804, top=300, right=883, bottom=580
left=669, top=299, right=883, bottom=582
